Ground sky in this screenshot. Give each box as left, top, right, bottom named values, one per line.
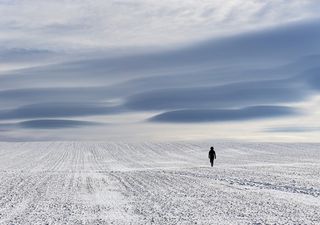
left=0, top=0, right=320, bottom=142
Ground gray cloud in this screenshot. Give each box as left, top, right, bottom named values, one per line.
left=298, top=67, right=320, bottom=90
left=1, top=0, right=318, bottom=51
left=125, top=79, right=308, bottom=111
left=0, top=19, right=320, bottom=139
left=18, top=119, right=101, bottom=129
left=149, top=106, right=298, bottom=123
left=0, top=102, right=123, bottom=120
left=1, top=20, right=320, bottom=90
left=265, top=126, right=320, bottom=133
left=0, top=87, right=124, bottom=108
left=0, top=119, right=102, bottom=130
left=0, top=48, right=58, bottom=63
left=161, top=20, right=320, bottom=64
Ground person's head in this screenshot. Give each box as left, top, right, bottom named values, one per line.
left=210, top=146, right=214, bottom=150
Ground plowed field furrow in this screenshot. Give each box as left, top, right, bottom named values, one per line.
left=0, top=142, right=319, bottom=224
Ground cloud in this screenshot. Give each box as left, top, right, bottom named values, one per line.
left=297, top=66, right=320, bottom=90
left=265, top=126, right=320, bottom=133
left=0, top=17, right=320, bottom=140
left=0, top=87, right=125, bottom=108
left=0, top=0, right=318, bottom=51
left=149, top=106, right=298, bottom=123
left=18, top=119, right=101, bottom=129
left=125, top=79, right=309, bottom=111
left=0, top=119, right=101, bottom=130
left=0, top=102, right=123, bottom=120
left=1, top=20, right=320, bottom=91
left=0, top=48, right=57, bottom=63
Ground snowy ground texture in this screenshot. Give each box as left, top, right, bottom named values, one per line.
left=0, top=141, right=319, bottom=225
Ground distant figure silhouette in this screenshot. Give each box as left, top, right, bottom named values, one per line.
left=208, top=146, right=216, bottom=167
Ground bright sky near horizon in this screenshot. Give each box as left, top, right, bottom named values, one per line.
left=0, top=0, right=320, bottom=142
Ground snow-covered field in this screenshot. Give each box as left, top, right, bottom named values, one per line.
left=0, top=142, right=319, bottom=225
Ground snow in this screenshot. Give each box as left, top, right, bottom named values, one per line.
left=0, top=141, right=319, bottom=224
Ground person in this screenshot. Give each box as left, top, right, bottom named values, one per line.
left=208, top=146, right=216, bottom=167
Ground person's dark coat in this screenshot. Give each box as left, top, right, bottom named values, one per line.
left=208, top=148, right=216, bottom=167
left=208, top=149, right=216, bottom=160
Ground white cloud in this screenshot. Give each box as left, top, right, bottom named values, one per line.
left=0, top=0, right=319, bottom=51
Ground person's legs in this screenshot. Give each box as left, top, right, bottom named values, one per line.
left=210, top=158, right=213, bottom=167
